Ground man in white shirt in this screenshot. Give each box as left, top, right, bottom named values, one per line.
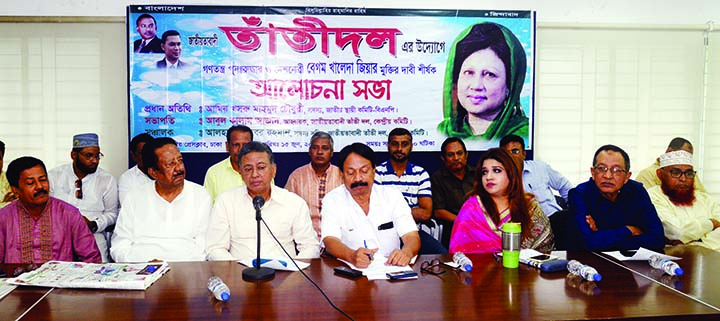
left=649, top=150, right=720, bottom=249
left=118, top=133, right=154, bottom=205
left=49, top=133, right=118, bottom=262
left=322, top=143, right=420, bottom=268
left=111, top=137, right=211, bottom=262
left=206, top=141, right=320, bottom=261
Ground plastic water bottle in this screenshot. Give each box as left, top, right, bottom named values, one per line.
left=453, top=252, right=473, bottom=272
left=649, top=255, right=684, bottom=276
left=567, top=260, right=602, bottom=282
left=208, top=276, right=231, bottom=301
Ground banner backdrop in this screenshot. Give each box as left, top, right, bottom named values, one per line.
left=128, top=6, right=535, bottom=152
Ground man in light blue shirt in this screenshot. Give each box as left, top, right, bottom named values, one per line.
left=500, top=135, right=574, bottom=217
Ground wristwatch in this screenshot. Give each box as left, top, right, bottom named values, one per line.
left=89, top=221, right=99, bottom=233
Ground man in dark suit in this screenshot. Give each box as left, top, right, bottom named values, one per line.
left=156, top=30, right=185, bottom=69
left=133, top=14, right=163, bottom=54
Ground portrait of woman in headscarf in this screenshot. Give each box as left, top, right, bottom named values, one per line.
left=437, top=22, right=529, bottom=141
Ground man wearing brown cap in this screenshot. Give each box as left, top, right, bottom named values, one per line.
left=49, top=133, right=119, bottom=262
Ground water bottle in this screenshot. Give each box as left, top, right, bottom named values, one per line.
left=208, top=276, right=231, bottom=301
left=453, top=252, right=473, bottom=272
left=649, top=255, right=684, bottom=276
left=567, top=260, right=602, bottom=282
left=501, top=222, right=522, bottom=268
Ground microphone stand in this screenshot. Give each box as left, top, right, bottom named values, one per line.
left=242, top=196, right=275, bottom=281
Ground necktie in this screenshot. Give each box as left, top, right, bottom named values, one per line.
left=137, top=41, right=146, bottom=52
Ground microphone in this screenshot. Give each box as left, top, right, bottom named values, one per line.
left=243, top=195, right=274, bottom=281
left=253, top=195, right=265, bottom=211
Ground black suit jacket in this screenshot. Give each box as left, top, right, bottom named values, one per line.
left=133, top=37, right=163, bottom=54
left=156, top=58, right=185, bottom=69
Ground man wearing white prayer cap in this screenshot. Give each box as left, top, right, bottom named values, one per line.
left=648, top=150, right=720, bottom=250
left=636, top=137, right=706, bottom=192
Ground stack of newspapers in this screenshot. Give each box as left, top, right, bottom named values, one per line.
left=7, top=261, right=170, bottom=290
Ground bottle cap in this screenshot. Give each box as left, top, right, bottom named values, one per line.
left=463, top=264, right=473, bottom=272
left=221, top=292, right=230, bottom=301
left=593, top=274, right=602, bottom=282
left=675, top=268, right=684, bottom=276
left=502, top=222, right=521, bottom=233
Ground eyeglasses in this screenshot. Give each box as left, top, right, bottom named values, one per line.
left=75, top=179, right=83, bottom=199
left=420, top=259, right=446, bottom=276
left=593, top=166, right=627, bottom=176
left=80, top=152, right=104, bottom=160
left=668, top=168, right=696, bottom=179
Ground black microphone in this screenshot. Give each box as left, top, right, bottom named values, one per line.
left=243, top=195, right=274, bottom=281
left=253, top=195, right=265, bottom=211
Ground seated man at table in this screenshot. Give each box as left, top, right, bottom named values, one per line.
left=636, top=137, right=706, bottom=192
left=111, top=137, right=212, bottom=262
left=0, top=156, right=101, bottom=263
left=206, top=141, right=320, bottom=260
left=566, top=144, right=665, bottom=252
left=649, top=150, right=720, bottom=249
left=321, top=143, right=420, bottom=268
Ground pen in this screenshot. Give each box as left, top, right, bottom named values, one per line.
left=363, top=240, right=373, bottom=261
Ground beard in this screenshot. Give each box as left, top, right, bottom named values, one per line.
left=76, top=161, right=98, bottom=175
left=660, top=177, right=695, bottom=206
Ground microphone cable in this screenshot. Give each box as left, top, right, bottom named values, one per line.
left=260, top=218, right=355, bottom=321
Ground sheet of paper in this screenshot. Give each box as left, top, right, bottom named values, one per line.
left=602, top=247, right=681, bottom=261
left=238, top=258, right=309, bottom=271
left=340, top=256, right=413, bottom=280
left=0, top=279, right=17, bottom=300
left=7, top=261, right=170, bottom=290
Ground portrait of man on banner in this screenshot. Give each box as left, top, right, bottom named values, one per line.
left=438, top=22, right=529, bottom=143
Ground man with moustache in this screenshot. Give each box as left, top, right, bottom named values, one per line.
left=133, top=14, right=163, bottom=54
left=156, top=30, right=184, bottom=69
left=285, top=131, right=342, bottom=238
left=322, top=143, right=420, bottom=268
left=206, top=141, right=319, bottom=260
left=111, top=138, right=212, bottom=262
left=375, top=128, right=446, bottom=254
left=566, top=145, right=665, bottom=252
left=118, top=133, right=154, bottom=205
left=0, top=156, right=100, bottom=263
left=204, top=125, right=253, bottom=202
left=648, top=150, right=720, bottom=249
left=430, top=137, right=475, bottom=248
left=49, top=133, right=118, bottom=262
left=636, top=137, right=706, bottom=192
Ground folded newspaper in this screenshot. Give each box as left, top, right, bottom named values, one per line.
left=6, top=261, right=170, bottom=290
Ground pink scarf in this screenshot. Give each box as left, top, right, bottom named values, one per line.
left=449, top=196, right=511, bottom=253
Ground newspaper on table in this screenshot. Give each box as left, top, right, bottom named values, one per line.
left=6, top=261, right=170, bottom=290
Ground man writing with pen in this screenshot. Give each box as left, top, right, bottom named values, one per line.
left=321, top=143, right=420, bottom=268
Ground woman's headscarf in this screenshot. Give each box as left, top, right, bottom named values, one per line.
left=438, top=22, right=528, bottom=140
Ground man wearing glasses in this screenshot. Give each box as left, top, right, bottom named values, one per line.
left=49, top=133, right=119, bottom=262
left=635, top=137, right=707, bottom=192
left=648, top=150, right=720, bottom=249
left=500, top=134, right=574, bottom=217
left=566, top=145, right=665, bottom=252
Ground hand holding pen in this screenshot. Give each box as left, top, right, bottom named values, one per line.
left=352, top=240, right=377, bottom=268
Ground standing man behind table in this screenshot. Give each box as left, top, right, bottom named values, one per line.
left=112, top=137, right=212, bottom=262
left=374, top=128, right=447, bottom=254
left=322, top=143, right=420, bottom=268
left=500, top=134, right=574, bottom=216
left=206, top=141, right=320, bottom=260
left=118, top=133, right=154, bottom=205
left=49, top=133, right=118, bottom=262
left=285, top=131, right=343, bottom=239
left=430, top=137, right=475, bottom=248
left=204, top=125, right=253, bottom=202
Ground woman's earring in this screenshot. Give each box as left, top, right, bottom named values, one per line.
left=504, top=88, right=510, bottom=98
